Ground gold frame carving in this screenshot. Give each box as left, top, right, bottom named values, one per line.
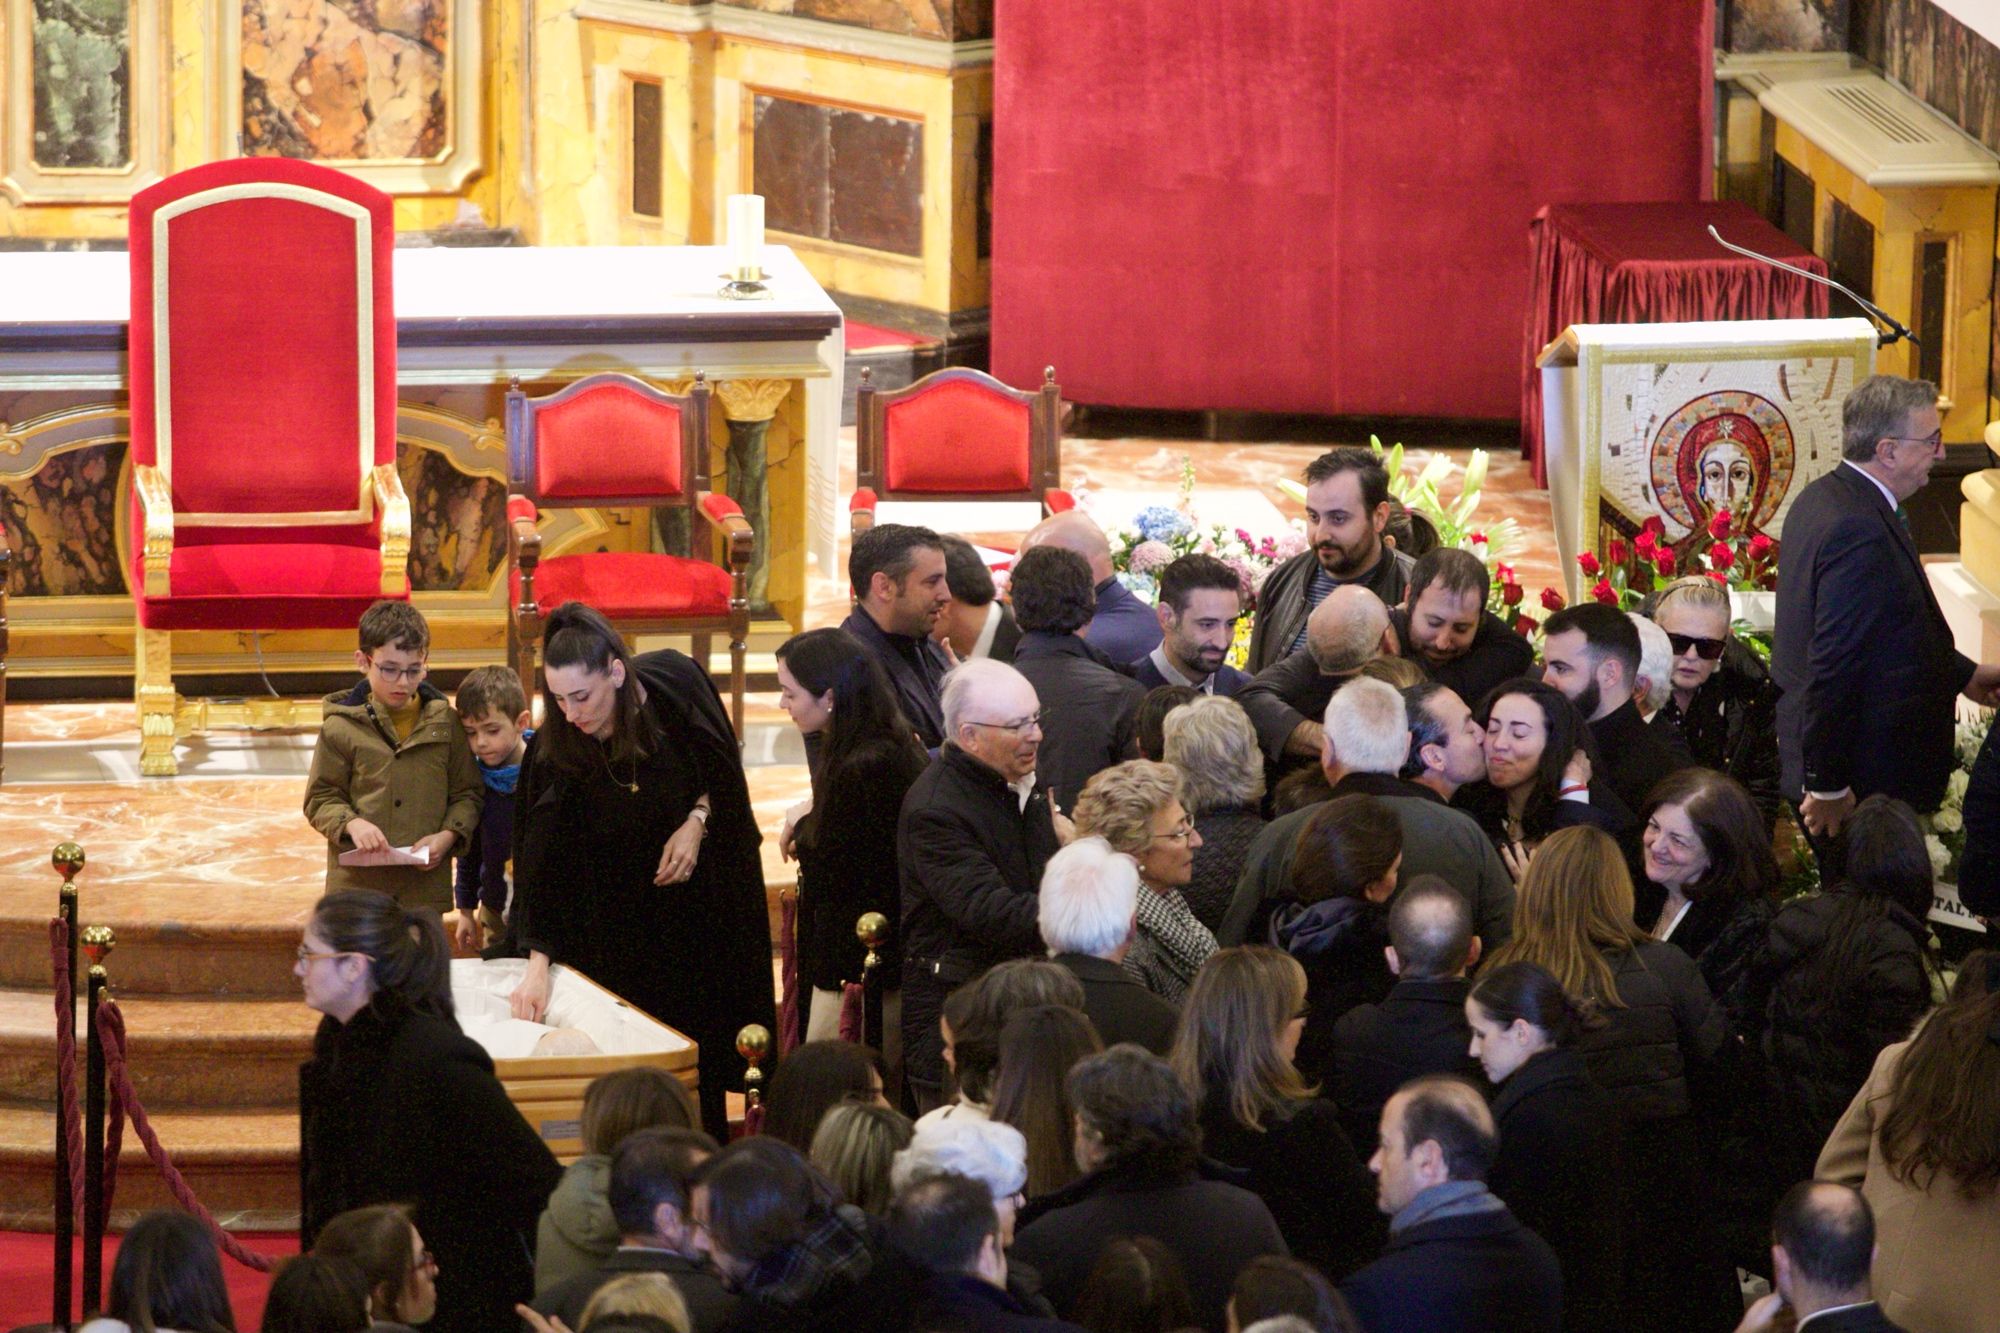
left=0, top=0, right=168, bottom=204
left=220, top=0, right=485, bottom=195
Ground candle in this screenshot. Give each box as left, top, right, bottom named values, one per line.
left=727, top=194, right=764, bottom=280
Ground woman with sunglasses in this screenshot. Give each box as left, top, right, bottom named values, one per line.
left=1646, top=576, right=1780, bottom=832
left=1071, top=760, right=1215, bottom=1003
left=297, top=891, right=560, bottom=1333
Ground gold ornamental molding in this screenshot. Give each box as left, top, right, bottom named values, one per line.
left=713, top=377, right=791, bottom=424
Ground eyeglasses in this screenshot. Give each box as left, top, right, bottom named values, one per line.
left=1154, top=819, right=1196, bottom=845
left=295, top=945, right=357, bottom=965
left=969, top=712, right=1043, bottom=736
left=1665, top=632, right=1726, bottom=661
left=1885, top=431, right=1945, bottom=454
left=368, top=659, right=428, bottom=683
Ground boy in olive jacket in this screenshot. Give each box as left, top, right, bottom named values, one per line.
left=304, top=600, right=483, bottom=911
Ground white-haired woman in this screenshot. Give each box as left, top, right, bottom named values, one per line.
left=1073, top=761, right=1215, bottom=1003
left=1162, top=697, right=1268, bottom=933
left=892, top=1115, right=1032, bottom=1245
left=1038, top=838, right=1180, bottom=1052
left=1645, top=575, right=1780, bottom=830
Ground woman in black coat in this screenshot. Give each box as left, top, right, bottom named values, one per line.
left=777, top=628, right=931, bottom=1043
left=1455, top=679, right=1632, bottom=863
left=1467, top=961, right=1624, bottom=1333
left=1170, top=946, right=1382, bottom=1278
left=298, top=890, right=560, bottom=1333
left=1646, top=577, right=1781, bottom=830
left=509, top=602, right=776, bottom=1137
left=1485, top=826, right=1736, bottom=1333
left=1161, top=695, right=1269, bottom=933
left=1747, top=794, right=1936, bottom=1192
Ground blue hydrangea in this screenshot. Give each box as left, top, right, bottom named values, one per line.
left=1133, top=506, right=1192, bottom=542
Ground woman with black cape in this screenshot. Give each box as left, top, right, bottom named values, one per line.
left=509, top=601, right=775, bottom=1137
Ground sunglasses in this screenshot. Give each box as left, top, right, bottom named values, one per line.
left=1666, top=632, right=1726, bottom=661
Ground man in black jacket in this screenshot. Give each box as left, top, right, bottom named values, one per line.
left=843, top=522, right=952, bottom=748
left=1039, top=838, right=1179, bottom=1054
left=890, top=1173, right=1088, bottom=1333
left=899, top=659, right=1066, bottom=1108
left=936, top=534, right=1022, bottom=664
left=1734, top=1183, right=1908, bottom=1333
left=530, top=1127, right=736, bottom=1332
left=1390, top=547, right=1533, bottom=706
left=1342, top=1077, right=1562, bottom=1333
left=1328, top=879, right=1486, bottom=1150
left=1772, top=375, right=2000, bottom=861
left=1009, top=545, right=1145, bottom=814
left=1237, top=585, right=1393, bottom=766
left=1541, top=602, right=1689, bottom=819
left=1131, top=553, right=1252, bottom=696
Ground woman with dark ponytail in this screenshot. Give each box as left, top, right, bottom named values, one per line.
left=1466, top=961, right=1623, bottom=1333
left=508, top=602, right=775, bottom=1136
left=776, top=626, right=929, bottom=1046
left=297, top=890, right=559, bottom=1333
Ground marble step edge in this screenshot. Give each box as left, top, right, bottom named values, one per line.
left=0, top=991, right=317, bottom=1053
left=0, top=1102, right=299, bottom=1164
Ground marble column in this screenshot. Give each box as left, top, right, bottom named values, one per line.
left=712, top=378, right=791, bottom=613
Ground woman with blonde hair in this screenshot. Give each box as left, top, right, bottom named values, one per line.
left=1170, top=947, right=1379, bottom=1277
left=1646, top=575, right=1779, bottom=830
left=1161, top=697, right=1267, bottom=932
left=1485, top=824, right=1734, bottom=1333
left=809, top=1100, right=914, bottom=1215
left=576, top=1273, right=690, bottom=1331
left=1072, top=761, right=1215, bottom=1002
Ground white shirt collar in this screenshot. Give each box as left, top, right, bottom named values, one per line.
left=1657, top=898, right=1693, bottom=942
left=971, top=602, right=1002, bottom=660
left=1010, top=775, right=1037, bottom=812
left=1148, top=644, right=1212, bottom=693
left=1798, top=1303, right=1874, bottom=1330
left=1843, top=460, right=1900, bottom=513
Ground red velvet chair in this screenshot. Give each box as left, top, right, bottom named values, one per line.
left=848, top=365, right=1073, bottom=538
left=505, top=372, right=754, bottom=734
left=128, top=159, right=407, bottom=777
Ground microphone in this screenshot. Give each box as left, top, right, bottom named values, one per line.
left=1705, top=224, right=1917, bottom=348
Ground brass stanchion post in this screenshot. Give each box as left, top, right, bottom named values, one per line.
left=52, top=841, right=84, bottom=1332
left=80, top=926, right=113, bottom=1318
left=854, top=913, right=888, bottom=1053
left=736, top=1024, right=771, bottom=1128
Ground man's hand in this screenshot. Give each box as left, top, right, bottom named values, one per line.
left=1967, top=663, right=2000, bottom=708
left=1730, top=1291, right=1792, bottom=1333
left=939, top=636, right=962, bottom=670
left=450, top=910, right=479, bottom=955
left=516, top=1305, right=573, bottom=1333
left=1052, top=809, right=1076, bottom=846
left=1801, top=790, right=1856, bottom=839
left=411, top=831, right=458, bottom=866
left=345, top=817, right=389, bottom=853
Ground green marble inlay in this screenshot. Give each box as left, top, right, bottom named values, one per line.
left=33, top=0, right=131, bottom=169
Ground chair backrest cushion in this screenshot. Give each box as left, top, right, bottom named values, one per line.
left=128, top=159, right=395, bottom=525
left=881, top=379, right=1032, bottom=493
left=532, top=380, right=687, bottom=501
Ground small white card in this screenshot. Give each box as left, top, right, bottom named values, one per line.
left=337, top=843, right=432, bottom=868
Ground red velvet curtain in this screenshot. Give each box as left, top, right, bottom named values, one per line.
left=990, top=0, right=1712, bottom=420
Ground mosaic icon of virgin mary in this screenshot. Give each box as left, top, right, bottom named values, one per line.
left=1648, top=390, right=1795, bottom=554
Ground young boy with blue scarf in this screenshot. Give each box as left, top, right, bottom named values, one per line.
left=453, top=666, right=535, bottom=953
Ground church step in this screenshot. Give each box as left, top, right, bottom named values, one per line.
left=0, top=992, right=315, bottom=1109
left=0, top=1101, right=300, bottom=1232
left=0, top=882, right=316, bottom=998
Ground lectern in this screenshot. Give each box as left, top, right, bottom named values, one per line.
left=1537, top=319, right=1878, bottom=601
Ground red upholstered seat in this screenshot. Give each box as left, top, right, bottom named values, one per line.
left=510, top=552, right=731, bottom=619
left=139, top=540, right=386, bottom=631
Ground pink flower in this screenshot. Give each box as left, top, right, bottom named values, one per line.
left=1273, top=530, right=1310, bottom=561
left=1236, top=528, right=1254, bottom=546
left=1128, top=540, right=1174, bottom=575
left=1222, top=555, right=1257, bottom=600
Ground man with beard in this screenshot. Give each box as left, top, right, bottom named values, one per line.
left=1131, top=553, right=1251, bottom=696
left=1400, top=682, right=1490, bottom=803
left=1247, top=447, right=1414, bottom=673
left=843, top=523, right=953, bottom=749
left=1391, top=548, right=1532, bottom=704
left=1540, top=602, right=1689, bottom=819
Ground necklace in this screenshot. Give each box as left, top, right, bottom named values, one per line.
left=597, top=742, right=640, bottom=793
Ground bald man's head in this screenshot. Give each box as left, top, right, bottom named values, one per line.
left=1387, top=877, right=1474, bottom=979
left=1773, top=1181, right=1876, bottom=1301
left=1021, top=511, right=1113, bottom=584
left=1307, top=586, right=1392, bottom=675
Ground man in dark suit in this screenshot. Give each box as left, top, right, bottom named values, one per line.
left=1733, top=1182, right=1906, bottom=1333
left=843, top=522, right=953, bottom=749
left=529, top=1127, right=736, bottom=1332
left=1236, top=585, right=1393, bottom=765
left=1131, top=553, right=1252, bottom=697
left=1039, top=838, right=1179, bottom=1054
left=1020, top=509, right=1163, bottom=665
left=1541, top=602, right=1688, bottom=819
left=1009, top=545, right=1146, bottom=814
left=1773, top=375, right=2000, bottom=861
left=936, top=534, right=1022, bottom=664
left=1341, top=1076, right=1563, bottom=1333
left=1391, top=547, right=1534, bottom=706
left=889, top=1173, right=1089, bottom=1333
left=1328, top=879, right=1486, bottom=1150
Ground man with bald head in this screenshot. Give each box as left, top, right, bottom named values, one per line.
left=1019, top=509, right=1162, bottom=664
left=1736, top=1182, right=1903, bottom=1333
left=1236, top=584, right=1394, bottom=764
left=1342, top=1076, right=1562, bottom=1333
left=1328, top=878, right=1486, bottom=1150
left=898, top=658, right=1066, bottom=1107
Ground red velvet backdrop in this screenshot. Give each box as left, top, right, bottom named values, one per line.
left=990, top=0, right=1712, bottom=420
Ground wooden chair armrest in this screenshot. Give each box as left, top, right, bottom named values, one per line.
left=133, top=463, right=175, bottom=597
left=510, top=499, right=542, bottom=568
left=849, top=487, right=878, bottom=536
left=369, top=463, right=411, bottom=597
left=696, top=493, right=755, bottom=572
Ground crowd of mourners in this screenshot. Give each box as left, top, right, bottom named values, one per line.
left=78, top=374, right=2000, bottom=1333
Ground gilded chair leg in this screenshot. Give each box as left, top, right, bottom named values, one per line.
left=136, top=629, right=179, bottom=777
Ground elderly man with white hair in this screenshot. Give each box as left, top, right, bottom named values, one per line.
left=899, top=657, right=1069, bottom=1109
left=1219, top=676, right=1514, bottom=951
left=1039, top=837, right=1181, bottom=1053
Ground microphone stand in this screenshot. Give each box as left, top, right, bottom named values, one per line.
left=1706, top=224, right=1918, bottom=348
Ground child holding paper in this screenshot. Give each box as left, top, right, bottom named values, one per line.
left=304, top=599, right=483, bottom=910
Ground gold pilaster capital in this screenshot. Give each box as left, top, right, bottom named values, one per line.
left=713, top=378, right=793, bottom=424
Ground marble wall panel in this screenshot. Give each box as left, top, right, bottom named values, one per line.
left=1855, top=0, right=2000, bottom=155
left=1723, top=0, right=1848, bottom=51
left=31, top=0, right=131, bottom=167
left=399, top=445, right=507, bottom=592
left=0, top=444, right=123, bottom=596
left=720, top=0, right=986, bottom=41
left=829, top=109, right=922, bottom=256
left=754, top=94, right=830, bottom=239
left=240, top=0, right=446, bottom=160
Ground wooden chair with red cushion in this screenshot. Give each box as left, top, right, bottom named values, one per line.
left=848, top=364, right=1074, bottom=539
left=505, top=371, right=754, bottom=735
left=128, top=158, right=408, bottom=777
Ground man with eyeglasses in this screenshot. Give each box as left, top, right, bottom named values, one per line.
left=898, top=659, right=1069, bottom=1110
left=1773, top=374, right=2000, bottom=874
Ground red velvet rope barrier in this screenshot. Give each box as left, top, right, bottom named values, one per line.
left=49, top=920, right=85, bottom=1224
left=778, top=890, right=800, bottom=1055
left=94, top=1001, right=275, bottom=1273
left=838, top=983, right=863, bottom=1045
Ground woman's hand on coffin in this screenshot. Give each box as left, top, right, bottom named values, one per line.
left=510, top=952, right=552, bottom=1022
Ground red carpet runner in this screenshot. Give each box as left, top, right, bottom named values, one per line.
left=0, top=1229, right=293, bottom=1329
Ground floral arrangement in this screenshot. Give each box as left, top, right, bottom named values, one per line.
left=1107, top=457, right=1308, bottom=611
left=1929, top=711, right=1991, bottom=883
